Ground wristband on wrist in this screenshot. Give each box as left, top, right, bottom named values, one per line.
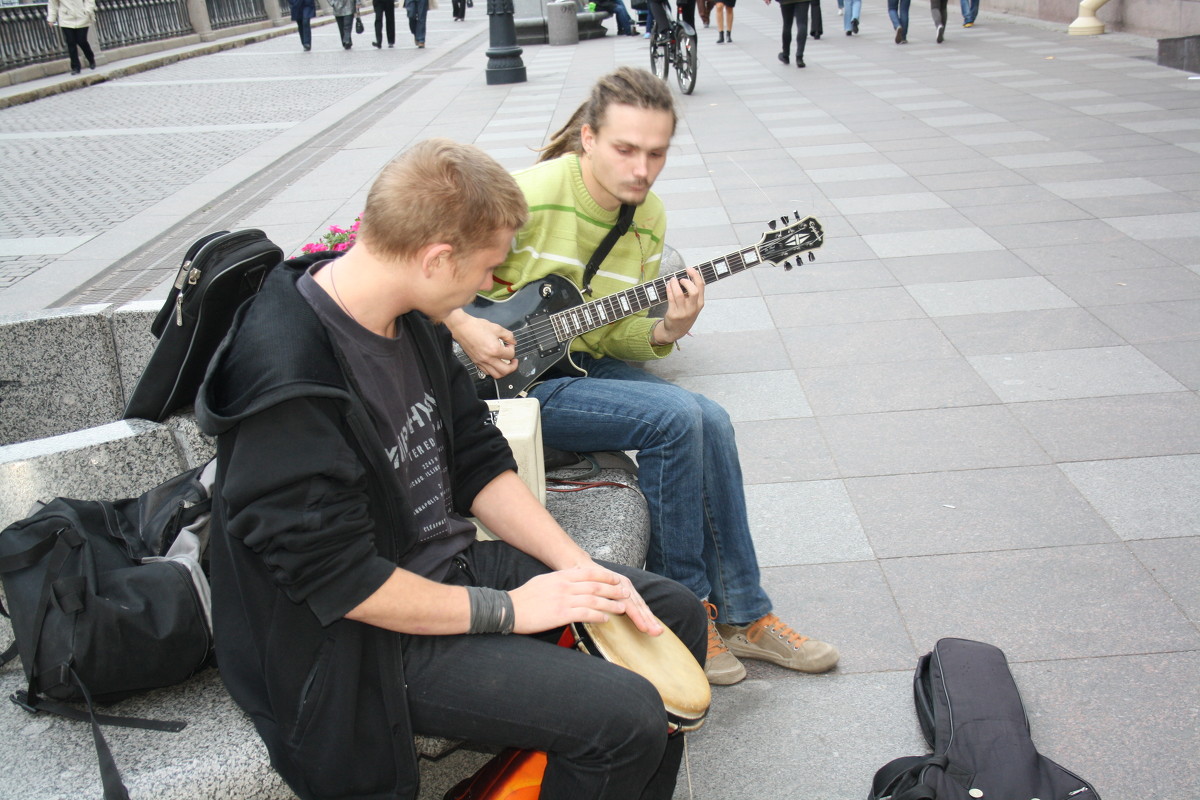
left=466, top=586, right=515, bottom=635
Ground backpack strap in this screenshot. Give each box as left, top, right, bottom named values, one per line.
left=581, top=203, right=636, bottom=297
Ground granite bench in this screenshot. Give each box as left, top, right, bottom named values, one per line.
left=514, top=0, right=612, bottom=45
left=0, top=302, right=650, bottom=798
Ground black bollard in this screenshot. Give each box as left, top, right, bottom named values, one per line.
left=486, top=0, right=527, bottom=84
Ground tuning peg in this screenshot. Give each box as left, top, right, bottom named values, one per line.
left=768, top=219, right=777, bottom=230
left=793, top=209, right=800, bottom=219
left=782, top=259, right=793, bottom=271
left=808, top=252, right=816, bottom=262
left=779, top=216, right=788, bottom=227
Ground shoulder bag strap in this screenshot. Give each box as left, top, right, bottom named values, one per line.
left=581, top=203, right=636, bottom=296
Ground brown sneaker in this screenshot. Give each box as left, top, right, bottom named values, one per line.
left=703, top=603, right=746, bottom=685
left=717, top=613, right=839, bottom=674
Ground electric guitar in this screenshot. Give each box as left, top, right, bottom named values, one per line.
left=457, top=214, right=824, bottom=399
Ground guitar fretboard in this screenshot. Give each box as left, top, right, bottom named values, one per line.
left=550, top=245, right=763, bottom=343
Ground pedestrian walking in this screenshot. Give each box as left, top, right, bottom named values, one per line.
left=765, top=0, right=811, bottom=68
left=714, top=0, right=736, bottom=43
left=330, top=0, right=356, bottom=48
left=960, top=0, right=978, bottom=26
left=698, top=0, right=714, bottom=27
left=404, top=0, right=429, bottom=47
left=288, top=0, right=316, bottom=50
left=373, top=0, right=397, bottom=44
left=838, top=0, right=860, bottom=35
left=46, top=0, right=96, bottom=74
left=888, top=0, right=909, bottom=42
left=807, top=0, right=822, bottom=38
left=931, top=0, right=947, bottom=41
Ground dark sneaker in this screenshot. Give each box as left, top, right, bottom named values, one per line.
left=778, top=51, right=789, bottom=64
left=704, top=603, right=746, bottom=685
left=895, top=26, right=904, bottom=43
left=851, top=17, right=859, bottom=33
left=717, top=613, right=839, bottom=674
left=937, top=24, right=945, bottom=43
left=797, top=58, right=805, bottom=67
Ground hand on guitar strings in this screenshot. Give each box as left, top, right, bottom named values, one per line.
left=508, top=563, right=664, bottom=637
left=652, top=267, right=705, bottom=346
left=446, top=310, right=520, bottom=378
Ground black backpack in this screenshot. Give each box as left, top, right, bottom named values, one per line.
left=123, top=229, right=282, bottom=422
left=870, top=638, right=1101, bottom=800
left=0, top=463, right=216, bottom=800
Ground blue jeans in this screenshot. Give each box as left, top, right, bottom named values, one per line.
left=529, top=355, right=772, bottom=625
left=960, top=0, right=977, bottom=23
left=405, top=0, right=428, bottom=43
left=610, top=0, right=634, bottom=34
left=887, top=0, right=909, bottom=30
left=840, top=0, right=861, bottom=30
left=403, top=541, right=705, bottom=799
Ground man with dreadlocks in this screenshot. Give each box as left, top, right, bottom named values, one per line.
left=446, top=67, right=839, bottom=686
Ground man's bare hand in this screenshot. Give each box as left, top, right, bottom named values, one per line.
left=653, top=267, right=705, bottom=345
left=447, top=311, right=519, bottom=378
left=509, top=565, right=664, bottom=636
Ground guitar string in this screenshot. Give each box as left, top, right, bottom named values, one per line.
left=463, top=226, right=814, bottom=368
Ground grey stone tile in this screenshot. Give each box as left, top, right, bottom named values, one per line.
left=1013, top=239, right=1178, bottom=275
left=689, top=296, right=775, bottom=334
left=1105, top=211, right=1200, bottom=241
left=780, top=319, right=958, bottom=368
left=983, top=219, right=1127, bottom=250
left=1042, top=176, right=1171, bottom=200
left=882, top=544, right=1200, bottom=661
left=1059, top=456, right=1200, bottom=542
left=1047, top=266, right=1200, bottom=306
left=841, top=208, right=974, bottom=236
left=919, top=169, right=1031, bottom=191
left=754, top=258, right=898, bottom=295
left=862, top=228, right=1005, bottom=259
left=799, top=358, right=1000, bottom=415
left=934, top=184, right=1062, bottom=209
left=1130, top=537, right=1200, bottom=623
left=1089, top=299, right=1200, bottom=343
left=1011, top=653, right=1200, bottom=800
left=957, top=198, right=1093, bottom=227
left=746, top=480, right=873, bottom=567
left=934, top=308, right=1126, bottom=354
left=642, top=330, right=792, bottom=381
left=1137, top=338, right=1200, bottom=390
left=906, top=276, right=1077, bottom=317
left=736, top=418, right=840, bottom=484
left=819, top=405, right=1051, bottom=478
left=674, top=370, right=812, bottom=422
left=829, top=192, right=948, bottom=215
left=766, top=287, right=928, bottom=328
left=1072, top=191, right=1200, bottom=219
left=847, top=465, right=1116, bottom=558
left=883, top=250, right=1036, bottom=285
left=759, top=561, right=919, bottom=675
left=967, top=346, right=1184, bottom=402
left=679, top=669, right=924, bottom=800
left=1009, top=392, right=1200, bottom=462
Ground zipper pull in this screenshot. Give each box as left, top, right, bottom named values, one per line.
left=174, top=295, right=184, bottom=326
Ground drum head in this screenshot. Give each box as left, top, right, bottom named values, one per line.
left=575, top=613, right=711, bottom=731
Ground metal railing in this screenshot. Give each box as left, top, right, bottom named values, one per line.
left=1, top=0, right=193, bottom=70
left=0, top=2, right=64, bottom=69
left=96, top=0, right=192, bottom=50
left=206, top=0, right=267, bottom=29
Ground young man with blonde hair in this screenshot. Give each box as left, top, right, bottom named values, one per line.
left=448, top=68, right=839, bottom=687
left=198, top=138, right=704, bottom=800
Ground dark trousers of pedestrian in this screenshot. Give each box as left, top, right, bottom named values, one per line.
left=402, top=540, right=707, bottom=800
left=62, top=26, right=95, bottom=73
left=374, top=0, right=396, bottom=42
left=334, top=14, right=353, bottom=47
left=697, top=0, right=713, bottom=26
left=931, top=0, right=948, bottom=28
left=808, top=0, right=822, bottom=37
left=451, top=0, right=465, bottom=19
left=677, top=0, right=696, bottom=28
left=780, top=1, right=809, bottom=62
left=295, top=17, right=312, bottom=48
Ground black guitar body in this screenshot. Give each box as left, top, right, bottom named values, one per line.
left=465, top=273, right=586, bottom=399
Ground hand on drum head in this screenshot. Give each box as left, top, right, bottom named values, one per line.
left=509, top=564, right=665, bottom=637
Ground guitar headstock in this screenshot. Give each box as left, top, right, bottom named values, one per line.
left=756, top=213, right=824, bottom=271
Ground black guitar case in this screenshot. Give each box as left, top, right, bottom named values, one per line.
left=870, top=638, right=1100, bottom=800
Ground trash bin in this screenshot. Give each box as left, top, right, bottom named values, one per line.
left=547, top=0, right=580, bottom=45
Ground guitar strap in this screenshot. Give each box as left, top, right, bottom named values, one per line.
left=581, top=203, right=636, bottom=296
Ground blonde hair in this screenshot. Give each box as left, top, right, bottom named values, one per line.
left=539, top=67, right=676, bottom=162
left=360, top=138, right=529, bottom=262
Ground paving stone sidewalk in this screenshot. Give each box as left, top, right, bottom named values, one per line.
left=2, top=3, right=1199, bottom=799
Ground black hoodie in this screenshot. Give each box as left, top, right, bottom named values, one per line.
left=196, top=256, right=516, bottom=800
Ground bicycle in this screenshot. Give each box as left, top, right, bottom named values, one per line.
left=649, top=0, right=698, bottom=95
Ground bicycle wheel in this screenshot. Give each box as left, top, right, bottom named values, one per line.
left=675, top=30, right=697, bottom=95
left=650, top=30, right=670, bottom=82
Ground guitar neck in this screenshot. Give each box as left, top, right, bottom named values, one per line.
left=550, top=243, right=765, bottom=343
